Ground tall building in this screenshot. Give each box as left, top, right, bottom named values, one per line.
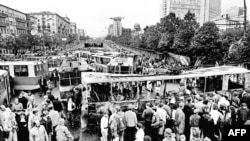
left=0, top=4, right=28, bottom=37
left=110, top=17, right=123, bottom=37
left=160, top=0, right=221, bottom=25
left=108, top=24, right=113, bottom=35
left=30, top=11, right=71, bottom=36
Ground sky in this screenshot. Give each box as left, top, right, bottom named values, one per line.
left=1, top=0, right=249, bottom=37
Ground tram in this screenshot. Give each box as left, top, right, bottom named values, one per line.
left=58, top=59, right=95, bottom=101
left=90, top=52, right=137, bottom=74
left=0, top=70, right=10, bottom=106
left=79, top=66, right=250, bottom=114
left=0, top=61, right=48, bottom=91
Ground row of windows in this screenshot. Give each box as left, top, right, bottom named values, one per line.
left=0, top=10, right=25, bottom=19
left=0, top=65, right=43, bottom=77
left=60, top=71, right=81, bottom=86
left=0, top=28, right=26, bottom=35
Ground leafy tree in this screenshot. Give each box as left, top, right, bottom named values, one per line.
left=190, top=22, right=223, bottom=65
left=142, top=25, right=161, bottom=49
left=158, top=13, right=181, bottom=51
left=228, top=31, right=250, bottom=62
left=172, top=11, right=199, bottom=55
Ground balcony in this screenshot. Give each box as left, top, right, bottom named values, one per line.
left=15, top=17, right=26, bottom=23
left=0, top=21, right=9, bottom=27
left=16, top=25, right=27, bottom=30
left=0, top=13, right=8, bottom=18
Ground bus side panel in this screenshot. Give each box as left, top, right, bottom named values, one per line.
left=13, top=77, right=40, bottom=90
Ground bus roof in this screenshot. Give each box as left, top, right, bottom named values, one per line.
left=0, top=61, right=43, bottom=65
left=81, top=66, right=250, bottom=84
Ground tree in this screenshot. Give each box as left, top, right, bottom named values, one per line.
left=228, top=30, right=250, bottom=63
left=190, top=22, right=223, bottom=65
left=157, top=13, right=181, bottom=51
left=143, top=25, right=161, bottom=49
left=172, top=11, right=199, bottom=55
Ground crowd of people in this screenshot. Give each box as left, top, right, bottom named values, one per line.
left=98, top=87, right=250, bottom=141
left=0, top=78, right=80, bottom=141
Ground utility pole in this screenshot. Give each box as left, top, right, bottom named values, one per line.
left=244, top=0, right=247, bottom=32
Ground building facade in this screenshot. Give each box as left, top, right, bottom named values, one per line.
left=110, top=17, right=123, bottom=37
left=78, top=29, right=85, bottom=37
left=70, top=22, right=77, bottom=34
left=26, top=14, right=37, bottom=34
left=212, top=6, right=244, bottom=31
left=108, top=24, right=113, bottom=36
left=30, top=11, right=70, bottom=36
left=0, top=4, right=28, bottom=37
left=160, top=0, right=221, bottom=25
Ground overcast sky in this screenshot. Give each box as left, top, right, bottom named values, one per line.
left=1, top=0, right=249, bottom=37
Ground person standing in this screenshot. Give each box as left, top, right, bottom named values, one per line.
left=142, top=103, right=153, bottom=137
left=237, top=103, right=250, bottom=125
left=100, top=111, right=109, bottom=141
left=151, top=106, right=161, bottom=141
left=67, top=97, right=76, bottom=127
left=175, top=102, right=185, bottom=141
left=39, top=76, right=47, bottom=96
left=29, top=120, right=48, bottom=141
left=11, top=98, right=23, bottom=113
left=189, top=109, right=201, bottom=141
left=55, top=118, right=74, bottom=141
left=18, top=92, right=28, bottom=109
left=40, top=110, right=53, bottom=141
left=124, top=104, right=137, bottom=141
left=17, top=112, right=29, bottom=141
left=4, top=113, right=18, bottom=141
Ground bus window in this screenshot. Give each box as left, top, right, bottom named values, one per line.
left=14, top=65, right=28, bottom=77
left=0, top=65, right=9, bottom=71
left=101, top=58, right=110, bottom=65
left=0, top=76, right=5, bottom=92
left=60, top=71, right=80, bottom=86
left=35, top=65, right=42, bottom=76
left=228, top=74, right=245, bottom=89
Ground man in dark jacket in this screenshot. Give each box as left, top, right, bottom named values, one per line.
left=237, top=103, right=250, bottom=125
left=39, top=76, right=47, bottom=96
left=53, top=97, right=63, bottom=113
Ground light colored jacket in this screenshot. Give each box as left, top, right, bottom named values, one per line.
left=29, top=125, right=48, bottom=141
left=55, top=125, right=73, bottom=141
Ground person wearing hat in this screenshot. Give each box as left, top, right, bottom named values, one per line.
left=29, top=120, right=48, bottom=141
left=124, top=104, right=137, bottom=141
left=237, top=103, right=249, bottom=125
left=55, top=118, right=73, bottom=141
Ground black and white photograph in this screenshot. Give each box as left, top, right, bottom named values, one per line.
left=0, top=0, right=250, bottom=141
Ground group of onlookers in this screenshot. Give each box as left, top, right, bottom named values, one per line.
left=0, top=82, right=77, bottom=141
left=98, top=87, right=250, bottom=141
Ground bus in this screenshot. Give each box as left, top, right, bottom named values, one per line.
left=90, top=52, right=137, bottom=74
left=73, top=51, right=92, bottom=62
left=79, top=66, right=250, bottom=114
left=58, top=59, right=95, bottom=101
left=0, top=70, right=10, bottom=106
left=47, top=56, right=64, bottom=72
left=0, top=61, right=48, bottom=92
